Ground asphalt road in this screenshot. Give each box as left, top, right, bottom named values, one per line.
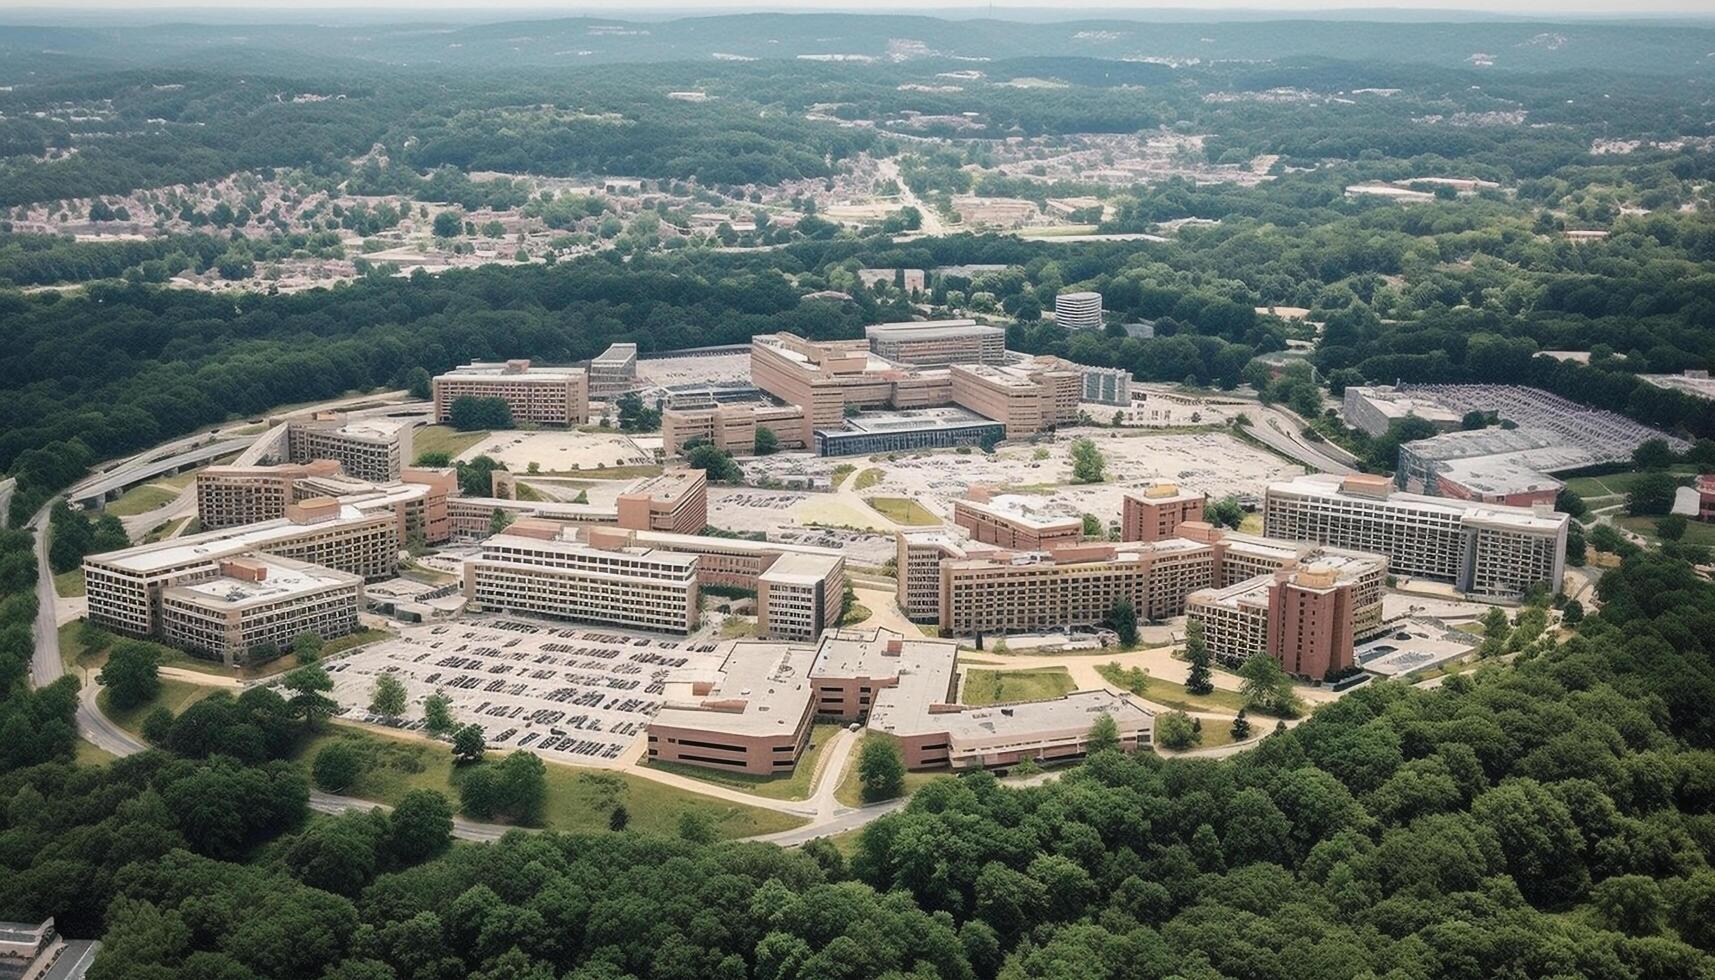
left=1245, top=406, right=1358, bottom=475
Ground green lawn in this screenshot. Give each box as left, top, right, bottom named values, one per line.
left=1617, top=514, right=1715, bottom=548
left=413, top=425, right=487, bottom=462
left=866, top=496, right=939, bottom=526
left=53, top=568, right=85, bottom=598
left=641, top=723, right=844, bottom=801
left=853, top=467, right=884, bottom=491
left=104, top=483, right=179, bottom=516
left=1094, top=662, right=1292, bottom=717
left=833, top=732, right=945, bottom=807
left=962, top=667, right=1076, bottom=706
left=831, top=464, right=857, bottom=487
left=1564, top=466, right=1699, bottom=501
left=60, top=621, right=383, bottom=683
left=297, top=724, right=804, bottom=839
left=76, top=739, right=119, bottom=766
left=99, top=678, right=222, bottom=738
left=141, top=516, right=191, bottom=544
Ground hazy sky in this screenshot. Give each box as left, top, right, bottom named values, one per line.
left=3, top=1, right=1712, bottom=15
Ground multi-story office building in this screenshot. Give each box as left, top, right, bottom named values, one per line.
left=1122, top=484, right=1206, bottom=542
left=587, top=342, right=639, bottom=398
left=432, top=359, right=589, bottom=427
left=758, top=552, right=846, bottom=641
left=953, top=491, right=1082, bottom=551
left=1054, top=291, right=1103, bottom=331
left=616, top=469, right=709, bottom=535
left=1079, top=363, right=1133, bottom=406
left=1264, top=473, right=1567, bottom=598
left=85, top=501, right=398, bottom=639
left=1699, top=474, right=1715, bottom=522
left=662, top=402, right=806, bottom=456
left=198, top=463, right=453, bottom=545
left=948, top=364, right=1046, bottom=439
left=462, top=524, right=700, bottom=634
left=159, top=555, right=362, bottom=666
left=196, top=460, right=342, bottom=530
left=1187, top=547, right=1387, bottom=679
left=805, top=627, right=957, bottom=722
left=932, top=519, right=1386, bottom=638
left=864, top=320, right=1006, bottom=367
left=647, top=640, right=818, bottom=774
left=447, top=496, right=620, bottom=538
left=286, top=413, right=410, bottom=482
left=895, top=530, right=972, bottom=623
left=751, top=333, right=900, bottom=445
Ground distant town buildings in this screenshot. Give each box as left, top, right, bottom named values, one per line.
left=432, top=359, right=589, bottom=427
left=1054, top=290, right=1104, bottom=331
left=1264, top=473, right=1567, bottom=599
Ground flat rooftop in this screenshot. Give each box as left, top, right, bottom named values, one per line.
left=87, top=506, right=380, bottom=575
left=438, top=360, right=585, bottom=381
left=1271, top=474, right=1568, bottom=532
left=959, top=494, right=1081, bottom=531
left=652, top=639, right=818, bottom=737
left=758, top=551, right=844, bottom=586
left=624, top=469, right=703, bottom=503
left=592, top=342, right=639, bottom=366
left=865, top=319, right=1003, bottom=342
left=486, top=532, right=700, bottom=572
left=809, top=627, right=956, bottom=683
left=166, top=556, right=358, bottom=609
left=836, top=405, right=999, bottom=435
left=954, top=362, right=1040, bottom=389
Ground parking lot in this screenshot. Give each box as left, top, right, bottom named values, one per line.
left=320, top=618, right=728, bottom=767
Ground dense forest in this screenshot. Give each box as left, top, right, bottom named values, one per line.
left=2, top=551, right=1714, bottom=978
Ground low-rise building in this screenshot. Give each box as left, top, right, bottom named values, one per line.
left=1699, top=474, right=1715, bottom=522
left=1341, top=386, right=1462, bottom=438
left=432, top=359, right=589, bottom=427
left=864, top=319, right=1005, bottom=366
left=662, top=401, right=806, bottom=456
left=1264, top=473, right=1567, bottom=599
left=1122, top=484, right=1206, bottom=542
left=647, top=641, right=818, bottom=774
left=953, top=490, right=1082, bottom=551
left=814, top=407, right=1003, bottom=456
left=160, top=555, right=362, bottom=666
left=85, top=502, right=399, bottom=639
left=462, top=524, right=700, bottom=634
left=286, top=413, right=410, bottom=482
left=0, top=918, right=96, bottom=980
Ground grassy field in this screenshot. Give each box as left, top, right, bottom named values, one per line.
left=1617, top=514, right=1715, bottom=548
left=1095, top=662, right=1280, bottom=717
left=60, top=621, right=387, bottom=683
left=866, top=496, right=939, bottom=526
left=962, top=667, right=1076, bottom=706
left=141, top=516, right=192, bottom=544
left=641, top=723, right=844, bottom=801
left=104, top=483, right=179, bottom=517
left=833, top=732, right=944, bottom=807
left=831, top=464, right=857, bottom=486
left=1564, top=467, right=1699, bottom=501
left=99, top=678, right=221, bottom=737
left=53, top=568, right=85, bottom=598
left=413, top=425, right=487, bottom=462
left=76, top=739, right=119, bottom=766
left=853, top=467, right=884, bottom=490
left=298, top=724, right=804, bottom=839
